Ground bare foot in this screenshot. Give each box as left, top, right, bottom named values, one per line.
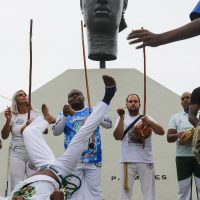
left=102, top=75, right=116, bottom=88
left=42, top=104, right=56, bottom=124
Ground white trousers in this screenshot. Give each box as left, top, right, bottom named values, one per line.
left=23, top=101, right=109, bottom=178
left=0, top=102, right=109, bottom=200
left=9, top=147, right=35, bottom=190
left=71, top=163, right=102, bottom=200
left=120, top=163, right=155, bottom=200
left=178, top=176, right=200, bottom=200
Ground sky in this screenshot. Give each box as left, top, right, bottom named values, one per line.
left=0, top=0, right=199, bottom=112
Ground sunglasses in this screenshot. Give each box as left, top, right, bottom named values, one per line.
left=17, top=92, right=27, bottom=97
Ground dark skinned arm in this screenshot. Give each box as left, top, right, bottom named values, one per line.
left=141, top=116, right=165, bottom=135
left=189, top=104, right=200, bottom=127
left=127, top=18, right=200, bottom=49
left=113, top=109, right=125, bottom=140
left=50, top=190, right=64, bottom=200
left=167, top=128, right=184, bottom=143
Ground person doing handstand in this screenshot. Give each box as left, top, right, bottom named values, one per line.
left=0, top=75, right=116, bottom=200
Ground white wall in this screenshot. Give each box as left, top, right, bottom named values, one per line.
left=0, top=69, right=183, bottom=199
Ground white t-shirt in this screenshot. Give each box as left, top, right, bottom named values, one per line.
left=168, top=111, right=196, bottom=156
left=10, top=110, right=40, bottom=147
left=116, top=114, right=154, bottom=164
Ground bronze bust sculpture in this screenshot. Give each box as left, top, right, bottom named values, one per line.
left=80, top=0, right=128, bottom=61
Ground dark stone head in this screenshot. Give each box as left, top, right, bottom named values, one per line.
left=80, top=0, right=128, bottom=61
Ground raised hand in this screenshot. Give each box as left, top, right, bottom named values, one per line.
left=127, top=29, right=162, bottom=49
left=117, top=108, right=125, bottom=117
left=63, top=105, right=75, bottom=116
left=4, top=107, right=12, bottom=121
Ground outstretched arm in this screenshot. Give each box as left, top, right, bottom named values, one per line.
left=127, top=18, right=200, bottom=49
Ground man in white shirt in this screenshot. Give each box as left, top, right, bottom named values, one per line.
left=168, top=92, right=200, bottom=200
left=113, top=94, right=164, bottom=200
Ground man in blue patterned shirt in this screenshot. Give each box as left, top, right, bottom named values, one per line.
left=53, top=89, right=112, bottom=200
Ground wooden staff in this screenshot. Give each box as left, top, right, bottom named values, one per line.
left=142, top=27, right=147, bottom=116
left=124, top=163, right=129, bottom=193
left=81, top=20, right=95, bottom=148
left=81, top=21, right=91, bottom=110
left=28, top=19, right=33, bottom=120
left=142, top=27, right=147, bottom=148
left=123, top=28, right=148, bottom=192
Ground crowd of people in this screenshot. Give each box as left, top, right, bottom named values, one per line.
left=0, top=75, right=117, bottom=200
left=0, top=0, right=200, bottom=199
left=1, top=80, right=200, bottom=200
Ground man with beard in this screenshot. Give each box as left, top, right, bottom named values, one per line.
left=167, top=92, right=200, bottom=200
left=113, top=94, right=164, bottom=200
left=53, top=89, right=112, bottom=199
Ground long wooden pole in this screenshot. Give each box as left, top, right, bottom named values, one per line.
left=81, top=20, right=92, bottom=110
left=142, top=27, right=147, bottom=149
left=142, top=27, right=147, bottom=116
left=143, top=45, right=146, bottom=116
left=124, top=28, right=147, bottom=192
left=81, top=20, right=95, bottom=149
left=28, top=19, right=33, bottom=120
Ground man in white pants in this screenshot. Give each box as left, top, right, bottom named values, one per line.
left=167, top=92, right=200, bottom=200
left=113, top=94, right=164, bottom=200
left=0, top=75, right=116, bottom=200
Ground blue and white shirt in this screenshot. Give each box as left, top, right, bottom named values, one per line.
left=53, top=106, right=112, bottom=163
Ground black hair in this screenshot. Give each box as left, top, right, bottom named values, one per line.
left=126, top=94, right=140, bottom=104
